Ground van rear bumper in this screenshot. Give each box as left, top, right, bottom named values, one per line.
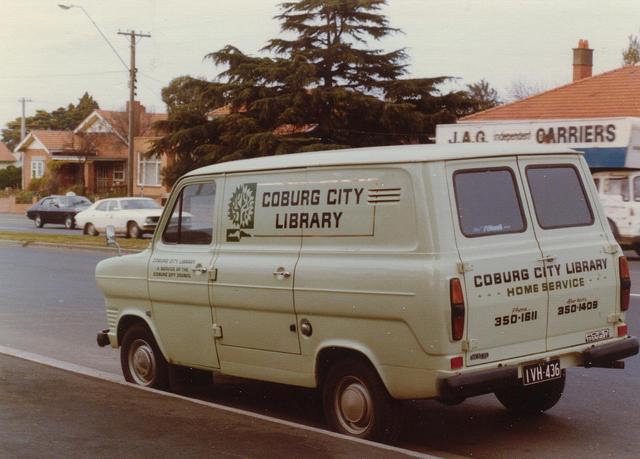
left=438, top=337, right=639, bottom=400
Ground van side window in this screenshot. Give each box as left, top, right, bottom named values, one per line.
left=454, top=168, right=526, bottom=237
left=603, top=177, right=629, bottom=201
left=526, top=166, right=594, bottom=229
left=162, top=182, right=216, bottom=245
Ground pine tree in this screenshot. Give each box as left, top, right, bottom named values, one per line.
left=152, top=0, right=488, bottom=185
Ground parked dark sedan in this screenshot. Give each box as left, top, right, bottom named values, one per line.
left=26, top=195, right=92, bottom=229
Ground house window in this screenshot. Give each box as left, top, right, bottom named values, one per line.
left=31, top=158, right=45, bottom=179
left=138, top=152, right=161, bottom=187
left=113, top=163, right=125, bottom=182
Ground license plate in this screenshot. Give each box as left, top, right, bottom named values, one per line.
left=522, top=359, right=561, bottom=386
left=586, top=328, right=610, bottom=343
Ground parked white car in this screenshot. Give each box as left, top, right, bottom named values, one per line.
left=75, top=197, right=163, bottom=238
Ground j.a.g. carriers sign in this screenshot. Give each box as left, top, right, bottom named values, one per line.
left=436, top=117, right=640, bottom=168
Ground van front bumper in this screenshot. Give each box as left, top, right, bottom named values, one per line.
left=438, top=337, right=639, bottom=400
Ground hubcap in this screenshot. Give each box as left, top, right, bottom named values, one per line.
left=335, top=377, right=373, bottom=435
left=128, top=339, right=156, bottom=386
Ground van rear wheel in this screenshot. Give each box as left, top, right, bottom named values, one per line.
left=494, top=374, right=565, bottom=414
left=120, top=323, right=169, bottom=390
left=322, top=358, right=402, bottom=442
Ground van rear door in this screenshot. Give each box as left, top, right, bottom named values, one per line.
left=517, top=156, right=618, bottom=350
left=447, top=158, right=548, bottom=366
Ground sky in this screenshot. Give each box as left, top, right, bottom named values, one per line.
left=1, top=0, right=640, bottom=133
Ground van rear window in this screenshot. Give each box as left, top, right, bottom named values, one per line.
left=454, top=168, right=526, bottom=237
left=526, top=166, right=593, bottom=229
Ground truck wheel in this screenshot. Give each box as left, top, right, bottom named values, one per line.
left=494, top=375, right=565, bottom=414
left=120, top=323, right=169, bottom=390
left=322, top=358, right=402, bottom=442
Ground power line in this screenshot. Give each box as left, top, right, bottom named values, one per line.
left=0, top=70, right=125, bottom=80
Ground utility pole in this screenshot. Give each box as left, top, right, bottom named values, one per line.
left=118, top=30, right=150, bottom=196
left=18, top=97, right=32, bottom=142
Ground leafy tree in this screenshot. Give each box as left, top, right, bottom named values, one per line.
left=622, top=33, right=640, bottom=66
left=1, top=93, right=99, bottom=150
left=152, top=0, right=486, bottom=186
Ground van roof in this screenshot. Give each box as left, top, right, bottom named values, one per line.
left=185, top=144, right=579, bottom=176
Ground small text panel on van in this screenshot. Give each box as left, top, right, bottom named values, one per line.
left=149, top=180, right=220, bottom=368
left=519, top=158, right=617, bottom=350
left=447, top=158, right=548, bottom=366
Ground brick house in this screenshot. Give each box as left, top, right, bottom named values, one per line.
left=16, top=102, right=170, bottom=198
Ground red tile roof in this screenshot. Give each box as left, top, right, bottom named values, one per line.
left=0, top=141, right=14, bottom=162
left=463, top=65, right=640, bottom=121
left=30, top=130, right=78, bottom=151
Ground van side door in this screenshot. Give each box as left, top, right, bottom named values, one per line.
left=211, top=171, right=302, bottom=357
left=447, top=158, right=548, bottom=366
left=148, top=179, right=220, bottom=368
left=517, top=156, right=618, bottom=350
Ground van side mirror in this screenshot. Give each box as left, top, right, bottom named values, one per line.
left=105, top=225, right=121, bottom=256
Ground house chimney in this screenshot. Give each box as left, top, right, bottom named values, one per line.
left=573, top=39, right=593, bottom=81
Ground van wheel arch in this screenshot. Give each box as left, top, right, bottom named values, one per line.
left=117, top=315, right=154, bottom=347
left=316, top=347, right=379, bottom=389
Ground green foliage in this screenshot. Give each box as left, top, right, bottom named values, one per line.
left=622, top=33, right=640, bottom=66
left=2, top=92, right=99, bottom=150
left=0, top=166, right=21, bottom=189
left=152, top=0, right=492, bottom=186
left=15, top=190, right=35, bottom=204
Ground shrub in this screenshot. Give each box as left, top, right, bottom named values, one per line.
left=15, top=190, right=35, bottom=204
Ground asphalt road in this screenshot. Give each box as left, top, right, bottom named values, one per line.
left=0, top=243, right=639, bottom=458
left=0, top=212, right=80, bottom=235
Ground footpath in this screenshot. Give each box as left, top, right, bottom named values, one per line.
left=0, top=353, right=426, bottom=458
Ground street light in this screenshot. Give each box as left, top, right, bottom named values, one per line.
left=58, top=4, right=128, bottom=71
left=58, top=3, right=136, bottom=196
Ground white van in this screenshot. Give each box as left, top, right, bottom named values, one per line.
left=592, top=170, right=640, bottom=253
left=96, top=144, right=638, bottom=442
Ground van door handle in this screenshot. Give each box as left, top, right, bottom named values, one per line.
left=538, top=255, right=556, bottom=263
left=272, top=268, right=291, bottom=279
left=191, top=264, right=208, bottom=273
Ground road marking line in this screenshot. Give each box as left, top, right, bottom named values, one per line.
left=0, top=345, right=436, bottom=459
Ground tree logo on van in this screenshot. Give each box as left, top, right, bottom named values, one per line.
left=226, top=183, right=257, bottom=241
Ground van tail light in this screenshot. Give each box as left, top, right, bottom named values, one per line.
left=618, top=324, right=628, bottom=337
left=450, top=278, right=465, bottom=341
left=620, top=256, right=631, bottom=311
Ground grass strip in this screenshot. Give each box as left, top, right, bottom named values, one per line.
left=0, top=231, right=149, bottom=251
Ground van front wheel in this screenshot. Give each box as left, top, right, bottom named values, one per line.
left=322, top=359, right=402, bottom=442
left=494, top=374, right=565, bottom=414
left=120, top=323, right=169, bottom=390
